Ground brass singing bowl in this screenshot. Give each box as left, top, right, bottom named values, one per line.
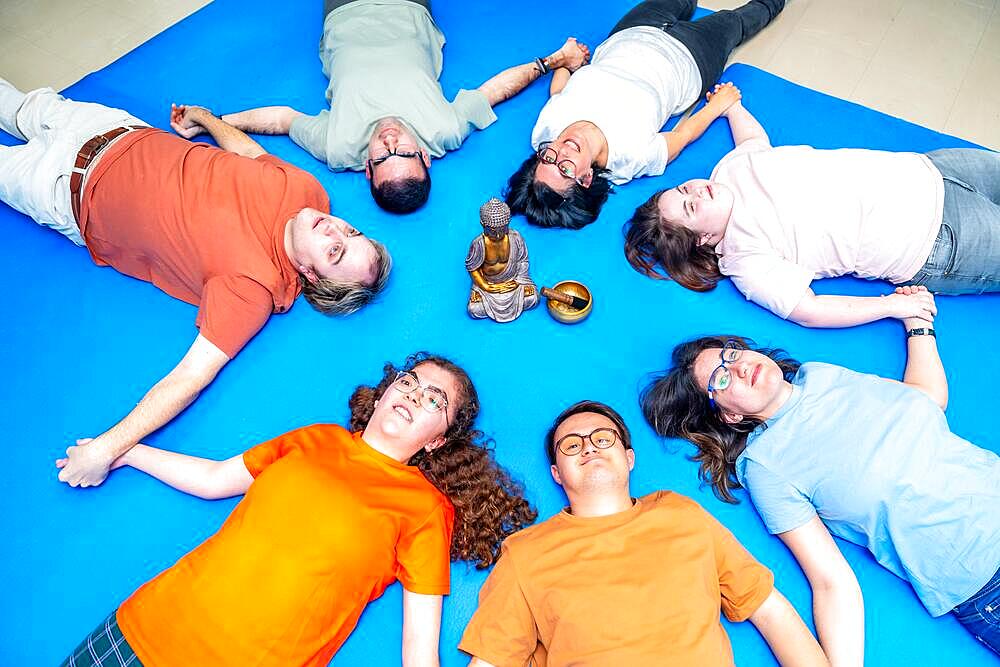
left=546, top=280, right=593, bottom=324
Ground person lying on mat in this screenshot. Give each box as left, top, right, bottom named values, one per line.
left=504, top=0, right=785, bottom=230
left=209, top=0, right=590, bottom=215
left=624, top=95, right=1000, bottom=328
left=59, top=352, right=535, bottom=667
left=0, top=79, right=391, bottom=489
left=459, top=400, right=828, bottom=667
left=640, top=297, right=1000, bottom=663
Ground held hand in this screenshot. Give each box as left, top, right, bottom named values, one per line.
left=55, top=437, right=115, bottom=488
left=170, top=103, right=211, bottom=139
left=552, top=37, right=591, bottom=72
left=705, top=82, right=742, bottom=115
left=894, top=285, right=937, bottom=329
left=892, top=285, right=937, bottom=329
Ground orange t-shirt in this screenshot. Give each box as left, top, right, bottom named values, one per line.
left=459, top=491, right=774, bottom=667
left=79, top=129, right=329, bottom=358
left=116, top=424, right=453, bottom=667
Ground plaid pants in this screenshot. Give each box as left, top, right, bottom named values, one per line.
left=62, top=611, right=142, bottom=667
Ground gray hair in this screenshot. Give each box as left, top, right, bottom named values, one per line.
left=300, top=239, right=392, bottom=315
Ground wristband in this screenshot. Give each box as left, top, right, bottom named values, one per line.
left=906, top=327, right=936, bottom=338
left=534, top=57, right=550, bottom=75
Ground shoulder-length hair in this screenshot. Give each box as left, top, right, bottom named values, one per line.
left=640, top=335, right=801, bottom=503
left=623, top=190, right=724, bottom=291
left=348, top=352, right=537, bottom=568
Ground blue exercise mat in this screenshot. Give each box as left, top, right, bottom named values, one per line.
left=1, top=1, right=997, bottom=664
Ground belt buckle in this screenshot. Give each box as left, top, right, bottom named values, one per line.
left=93, top=133, right=112, bottom=151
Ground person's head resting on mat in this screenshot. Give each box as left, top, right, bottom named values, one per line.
left=365, top=117, right=432, bottom=214
left=284, top=207, right=392, bottom=315
left=623, top=179, right=735, bottom=292
left=351, top=351, right=537, bottom=568
left=505, top=121, right=613, bottom=230
left=546, top=400, right=636, bottom=511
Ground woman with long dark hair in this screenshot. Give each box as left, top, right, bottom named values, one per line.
left=59, top=352, right=535, bottom=667
left=623, top=95, right=1000, bottom=328
left=640, top=289, right=1000, bottom=662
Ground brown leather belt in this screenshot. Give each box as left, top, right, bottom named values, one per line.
left=69, top=125, right=146, bottom=223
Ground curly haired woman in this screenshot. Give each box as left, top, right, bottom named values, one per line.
left=59, top=352, right=536, bottom=667
left=639, top=289, right=1000, bottom=662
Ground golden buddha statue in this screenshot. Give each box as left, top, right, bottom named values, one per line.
left=466, top=198, right=538, bottom=323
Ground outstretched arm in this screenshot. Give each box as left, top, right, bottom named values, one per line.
left=477, top=38, right=590, bottom=107
left=724, top=98, right=770, bottom=146
left=749, top=588, right=830, bottom=666
left=662, top=82, right=742, bottom=162
left=170, top=104, right=267, bottom=158
left=895, top=286, right=947, bottom=408
left=780, top=518, right=864, bottom=667
left=787, top=287, right=936, bottom=328
left=402, top=591, right=443, bottom=667
left=55, top=334, right=230, bottom=488
left=97, top=445, right=252, bottom=499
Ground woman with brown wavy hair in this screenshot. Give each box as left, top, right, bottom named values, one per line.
left=640, top=304, right=1000, bottom=662
left=59, top=351, right=535, bottom=667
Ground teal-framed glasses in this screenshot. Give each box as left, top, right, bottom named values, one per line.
left=707, top=340, right=745, bottom=409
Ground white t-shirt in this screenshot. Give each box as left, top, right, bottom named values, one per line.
left=530, top=26, right=701, bottom=185
left=712, top=139, right=944, bottom=318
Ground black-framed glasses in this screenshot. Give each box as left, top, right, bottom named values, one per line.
left=707, top=339, right=746, bottom=409
left=368, top=146, right=422, bottom=169
left=554, top=427, right=620, bottom=457
left=391, top=371, right=450, bottom=423
left=536, top=142, right=588, bottom=186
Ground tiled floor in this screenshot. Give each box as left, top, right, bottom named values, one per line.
left=1, top=0, right=998, bottom=149
left=702, top=0, right=1000, bottom=149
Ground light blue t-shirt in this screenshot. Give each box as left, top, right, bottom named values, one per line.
left=735, top=362, right=1000, bottom=616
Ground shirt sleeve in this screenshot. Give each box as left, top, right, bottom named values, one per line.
left=395, top=501, right=454, bottom=595
left=712, top=137, right=772, bottom=174
left=195, top=275, right=275, bottom=359
left=722, top=252, right=815, bottom=319
left=634, top=134, right=670, bottom=179
left=449, top=89, right=498, bottom=143
left=741, top=458, right=817, bottom=535
left=242, top=429, right=301, bottom=478
left=459, top=543, right=540, bottom=666
left=699, top=506, right=775, bottom=622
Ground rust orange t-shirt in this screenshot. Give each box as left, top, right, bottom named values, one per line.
left=79, top=129, right=329, bottom=358
left=459, top=491, right=774, bottom=667
left=116, top=424, right=453, bottom=667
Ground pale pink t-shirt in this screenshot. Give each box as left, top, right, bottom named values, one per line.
left=711, top=139, right=944, bottom=318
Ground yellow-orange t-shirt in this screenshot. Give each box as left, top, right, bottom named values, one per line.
left=117, top=424, right=453, bottom=667
left=459, top=491, right=773, bottom=666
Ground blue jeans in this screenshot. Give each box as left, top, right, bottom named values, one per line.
left=954, top=568, right=1000, bottom=656
left=906, top=148, right=1000, bottom=294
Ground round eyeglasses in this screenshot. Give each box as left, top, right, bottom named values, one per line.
left=554, top=427, right=620, bottom=457
left=391, top=371, right=450, bottom=423
left=536, top=142, right=588, bottom=186
left=707, top=340, right=746, bottom=409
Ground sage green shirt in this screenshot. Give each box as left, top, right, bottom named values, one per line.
left=289, top=0, right=497, bottom=171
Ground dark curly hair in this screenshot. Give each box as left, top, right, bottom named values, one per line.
left=505, top=154, right=613, bottom=229
left=348, top=352, right=537, bottom=568
left=370, top=168, right=431, bottom=214
left=623, top=190, right=724, bottom=291
left=640, top=335, right=801, bottom=503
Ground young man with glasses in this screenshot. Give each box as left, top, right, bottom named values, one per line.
left=459, top=400, right=827, bottom=666
left=0, top=79, right=391, bottom=489
left=506, top=0, right=784, bottom=230
left=216, top=0, right=590, bottom=214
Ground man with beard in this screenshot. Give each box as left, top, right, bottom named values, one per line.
left=459, top=400, right=828, bottom=666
